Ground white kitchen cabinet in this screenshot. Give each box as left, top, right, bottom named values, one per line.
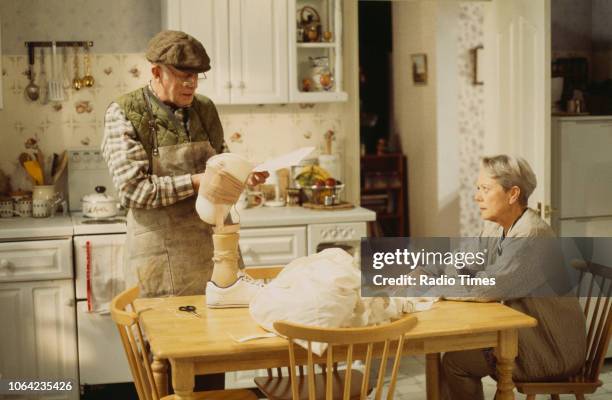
left=0, top=238, right=72, bottom=282
left=289, top=0, right=348, bottom=102
left=239, top=226, right=306, bottom=267
left=0, top=280, right=78, bottom=400
left=162, top=0, right=288, bottom=105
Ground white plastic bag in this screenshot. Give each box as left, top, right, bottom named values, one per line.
left=249, top=248, right=359, bottom=354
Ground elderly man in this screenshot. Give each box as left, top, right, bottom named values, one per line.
left=102, top=30, right=267, bottom=299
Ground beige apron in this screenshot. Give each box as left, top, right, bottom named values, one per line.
left=125, top=93, right=219, bottom=297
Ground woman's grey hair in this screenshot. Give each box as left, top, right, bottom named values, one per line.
left=481, top=155, right=537, bottom=206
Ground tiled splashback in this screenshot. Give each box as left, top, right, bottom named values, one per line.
left=0, top=53, right=345, bottom=192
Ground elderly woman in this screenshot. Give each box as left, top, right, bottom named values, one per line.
left=441, top=155, right=586, bottom=400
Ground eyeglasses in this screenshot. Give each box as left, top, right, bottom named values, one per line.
left=162, top=65, right=206, bottom=88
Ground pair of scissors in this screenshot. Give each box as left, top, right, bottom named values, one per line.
left=178, top=305, right=201, bottom=318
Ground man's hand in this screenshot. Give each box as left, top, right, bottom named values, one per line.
left=247, top=171, right=269, bottom=187
left=191, top=172, right=205, bottom=192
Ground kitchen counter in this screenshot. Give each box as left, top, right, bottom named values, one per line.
left=0, top=206, right=377, bottom=239
left=236, top=205, right=376, bottom=228
left=0, top=216, right=74, bottom=240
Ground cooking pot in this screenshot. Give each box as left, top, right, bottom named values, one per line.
left=82, top=186, right=120, bottom=218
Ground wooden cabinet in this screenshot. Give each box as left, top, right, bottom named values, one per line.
left=0, top=280, right=78, bottom=400
left=360, top=154, right=408, bottom=236
left=0, top=239, right=78, bottom=399
left=162, top=0, right=288, bottom=105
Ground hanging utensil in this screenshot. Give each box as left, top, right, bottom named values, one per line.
left=48, top=42, right=64, bottom=102
left=38, top=47, right=49, bottom=104
left=62, top=47, right=72, bottom=91
left=72, top=45, right=82, bottom=91
left=24, top=44, right=40, bottom=101
left=82, top=43, right=95, bottom=87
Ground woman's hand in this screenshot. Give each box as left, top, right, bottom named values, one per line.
left=247, top=171, right=269, bottom=187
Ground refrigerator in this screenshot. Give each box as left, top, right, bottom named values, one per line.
left=552, top=116, right=612, bottom=358
left=553, top=116, right=612, bottom=237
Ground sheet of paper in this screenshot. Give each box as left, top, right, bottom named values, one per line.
left=252, top=146, right=315, bottom=172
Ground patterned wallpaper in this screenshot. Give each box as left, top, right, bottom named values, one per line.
left=0, top=53, right=345, bottom=193
left=0, top=0, right=160, bottom=54
left=457, top=2, right=485, bottom=236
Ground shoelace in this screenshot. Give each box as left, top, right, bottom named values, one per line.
left=238, top=272, right=266, bottom=288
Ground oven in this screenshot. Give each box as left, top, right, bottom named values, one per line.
left=68, top=149, right=132, bottom=389
left=307, top=221, right=367, bottom=258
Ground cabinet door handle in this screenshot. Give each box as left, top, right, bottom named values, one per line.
left=544, top=205, right=559, bottom=219
left=226, top=81, right=233, bottom=89
left=239, top=81, right=246, bottom=89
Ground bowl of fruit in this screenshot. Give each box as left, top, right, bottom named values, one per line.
left=294, top=165, right=344, bottom=205
left=302, top=178, right=344, bottom=205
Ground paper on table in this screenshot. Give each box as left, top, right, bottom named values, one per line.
left=229, top=332, right=277, bottom=343
left=252, top=146, right=315, bottom=172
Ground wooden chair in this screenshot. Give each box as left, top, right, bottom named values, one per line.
left=110, top=286, right=257, bottom=400
left=516, top=260, right=612, bottom=400
left=254, top=315, right=418, bottom=400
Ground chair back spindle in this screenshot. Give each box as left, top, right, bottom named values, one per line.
left=273, top=315, right=417, bottom=400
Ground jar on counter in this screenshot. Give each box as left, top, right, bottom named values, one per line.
left=286, top=188, right=302, bottom=207
left=0, top=196, right=13, bottom=218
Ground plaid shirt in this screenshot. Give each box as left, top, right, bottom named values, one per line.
left=101, top=102, right=195, bottom=209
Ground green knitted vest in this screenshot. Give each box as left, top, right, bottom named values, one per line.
left=116, top=87, right=224, bottom=160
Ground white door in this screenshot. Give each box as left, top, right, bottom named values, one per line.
left=483, top=0, right=551, bottom=221
left=162, top=0, right=231, bottom=104
left=0, top=280, right=78, bottom=400
left=229, top=0, right=288, bottom=104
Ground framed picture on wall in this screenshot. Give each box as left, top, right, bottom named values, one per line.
left=411, top=53, right=427, bottom=85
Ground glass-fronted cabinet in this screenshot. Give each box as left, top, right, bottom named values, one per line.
left=289, top=0, right=348, bottom=102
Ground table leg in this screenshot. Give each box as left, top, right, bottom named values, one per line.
left=151, top=356, right=169, bottom=397
left=172, top=359, right=195, bottom=400
left=426, top=353, right=441, bottom=400
left=496, top=330, right=518, bottom=400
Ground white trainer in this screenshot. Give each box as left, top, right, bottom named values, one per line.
left=206, top=273, right=265, bottom=309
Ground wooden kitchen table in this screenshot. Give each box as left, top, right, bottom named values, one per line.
left=133, top=297, right=536, bottom=400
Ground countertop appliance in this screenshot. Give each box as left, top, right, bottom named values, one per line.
left=68, top=148, right=132, bottom=388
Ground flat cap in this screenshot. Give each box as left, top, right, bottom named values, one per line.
left=146, top=30, right=211, bottom=73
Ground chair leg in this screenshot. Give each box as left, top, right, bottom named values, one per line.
left=575, top=394, right=585, bottom=400
left=525, top=395, right=535, bottom=400
left=551, top=395, right=560, bottom=400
